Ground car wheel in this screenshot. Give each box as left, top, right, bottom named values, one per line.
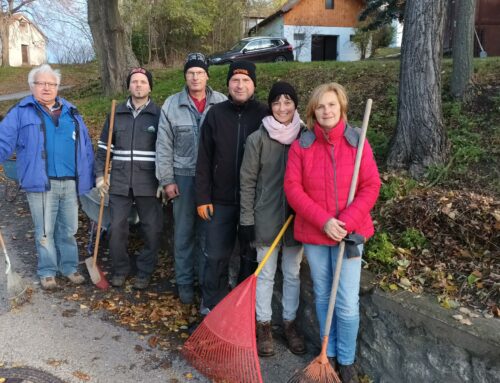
left=274, top=55, right=287, bottom=62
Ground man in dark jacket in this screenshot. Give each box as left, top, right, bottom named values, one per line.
left=95, top=68, right=162, bottom=290
left=196, top=61, right=268, bottom=311
left=0, top=64, right=94, bottom=290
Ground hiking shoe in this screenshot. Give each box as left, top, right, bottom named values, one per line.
left=178, top=284, right=194, bottom=304
left=256, top=321, right=274, bottom=357
left=199, top=299, right=211, bottom=316
left=338, top=363, right=360, bottom=383
left=66, top=272, right=85, bottom=285
left=111, top=275, right=127, bottom=287
left=133, top=275, right=150, bottom=290
left=40, top=276, right=58, bottom=290
left=283, top=320, right=306, bottom=355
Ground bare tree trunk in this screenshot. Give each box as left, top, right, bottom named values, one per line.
left=387, top=0, right=448, bottom=178
left=451, top=0, right=475, bottom=100
left=87, top=0, right=138, bottom=96
left=0, top=16, right=10, bottom=67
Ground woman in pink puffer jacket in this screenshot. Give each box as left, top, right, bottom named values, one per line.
left=284, top=82, right=381, bottom=383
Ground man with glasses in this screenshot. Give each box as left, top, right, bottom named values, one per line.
left=95, top=67, right=162, bottom=290
left=0, top=64, right=94, bottom=290
left=156, top=53, right=226, bottom=304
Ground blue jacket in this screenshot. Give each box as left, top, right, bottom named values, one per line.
left=0, top=96, right=95, bottom=195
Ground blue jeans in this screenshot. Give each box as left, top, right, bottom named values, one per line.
left=172, top=175, right=206, bottom=286
left=26, top=180, right=79, bottom=278
left=304, top=243, right=363, bottom=365
left=256, top=245, right=302, bottom=322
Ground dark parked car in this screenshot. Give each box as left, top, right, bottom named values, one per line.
left=209, top=37, right=294, bottom=65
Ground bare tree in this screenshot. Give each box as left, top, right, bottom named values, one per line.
left=451, top=0, right=475, bottom=101
left=87, top=0, right=138, bottom=96
left=0, top=0, right=36, bottom=67
left=387, top=0, right=448, bottom=178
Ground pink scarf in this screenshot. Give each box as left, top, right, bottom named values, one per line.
left=262, top=110, right=301, bottom=145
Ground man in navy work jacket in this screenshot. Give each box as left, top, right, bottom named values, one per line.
left=94, top=67, right=162, bottom=290
left=0, top=64, right=94, bottom=290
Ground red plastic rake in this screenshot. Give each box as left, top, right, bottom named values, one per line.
left=182, top=215, right=294, bottom=383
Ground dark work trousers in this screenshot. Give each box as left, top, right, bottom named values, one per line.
left=202, top=204, right=256, bottom=309
left=108, top=189, right=163, bottom=278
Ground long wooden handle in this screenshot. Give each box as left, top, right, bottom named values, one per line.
left=93, top=100, right=117, bottom=267
left=254, top=215, right=294, bottom=277
left=0, top=230, right=11, bottom=274
left=321, top=99, right=372, bottom=350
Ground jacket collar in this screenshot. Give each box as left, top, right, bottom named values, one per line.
left=227, top=94, right=256, bottom=111
left=314, top=119, right=346, bottom=145
left=20, top=95, right=76, bottom=111
left=179, top=86, right=215, bottom=107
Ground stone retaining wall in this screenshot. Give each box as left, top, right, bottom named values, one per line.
left=271, top=262, right=500, bottom=383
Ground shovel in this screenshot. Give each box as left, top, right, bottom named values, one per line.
left=85, top=100, right=117, bottom=290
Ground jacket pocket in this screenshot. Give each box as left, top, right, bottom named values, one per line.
left=174, top=125, right=195, bottom=159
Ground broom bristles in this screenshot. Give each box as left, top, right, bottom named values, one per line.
left=287, top=356, right=341, bottom=383
left=182, top=275, right=263, bottom=383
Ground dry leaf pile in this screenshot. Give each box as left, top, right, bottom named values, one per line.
left=373, top=187, right=499, bottom=316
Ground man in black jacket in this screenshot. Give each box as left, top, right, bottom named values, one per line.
left=196, top=61, right=268, bottom=311
left=95, top=68, right=162, bottom=290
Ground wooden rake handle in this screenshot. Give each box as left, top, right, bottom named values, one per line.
left=321, top=99, right=373, bottom=351
left=92, top=100, right=117, bottom=268
left=254, top=214, right=294, bottom=277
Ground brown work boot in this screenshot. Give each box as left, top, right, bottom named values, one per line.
left=256, top=321, right=274, bottom=357
left=338, top=363, right=360, bottom=383
left=40, top=276, right=58, bottom=290
left=283, top=320, right=306, bottom=355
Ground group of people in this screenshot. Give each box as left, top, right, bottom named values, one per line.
left=0, top=54, right=380, bottom=383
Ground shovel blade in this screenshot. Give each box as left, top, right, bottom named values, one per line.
left=85, top=257, right=109, bottom=289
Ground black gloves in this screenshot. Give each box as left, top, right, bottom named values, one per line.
left=238, top=225, right=256, bottom=244
left=343, top=233, right=365, bottom=258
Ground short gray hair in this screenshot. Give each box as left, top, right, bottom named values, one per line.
left=28, top=64, right=61, bottom=90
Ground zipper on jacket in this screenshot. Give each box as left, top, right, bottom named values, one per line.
left=234, top=112, right=242, bottom=202
left=330, top=145, right=339, bottom=216
left=130, top=112, right=137, bottom=186
left=34, top=107, right=50, bottom=191
left=70, top=108, right=80, bottom=195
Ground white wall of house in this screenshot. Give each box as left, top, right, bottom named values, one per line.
left=252, top=17, right=284, bottom=38
left=8, top=18, right=46, bottom=67
left=284, top=25, right=363, bottom=62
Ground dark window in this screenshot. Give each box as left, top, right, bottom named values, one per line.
left=260, top=39, right=274, bottom=49
left=325, top=0, right=334, bottom=9
left=271, top=39, right=284, bottom=47
left=294, top=33, right=305, bottom=41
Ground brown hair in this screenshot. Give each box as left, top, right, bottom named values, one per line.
left=305, top=82, right=348, bottom=130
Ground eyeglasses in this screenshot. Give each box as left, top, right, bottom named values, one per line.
left=33, top=81, right=58, bottom=89
left=185, top=70, right=206, bottom=78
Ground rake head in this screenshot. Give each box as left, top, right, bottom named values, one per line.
left=287, top=355, right=341, bottom=383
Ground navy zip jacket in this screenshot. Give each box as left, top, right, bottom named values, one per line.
left=0, top=96, right=95, bottom=195
left=196, top=96, right=268, bottom=206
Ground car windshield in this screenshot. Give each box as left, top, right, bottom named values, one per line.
left=230, top=40, right=250, bottom=52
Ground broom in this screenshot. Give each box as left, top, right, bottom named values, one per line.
left=84, top=100, right=117, bottom=290
left=182, top=214, right=295, bottom=383
left=287, top=99, right=372, bottom=383
left=0, top=229, right=30, bottom=306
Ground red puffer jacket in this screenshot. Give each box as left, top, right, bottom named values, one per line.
left=284, top=120, right=381, bottom=245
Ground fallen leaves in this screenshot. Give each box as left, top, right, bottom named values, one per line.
left=72, top=370, right=91, bottom=381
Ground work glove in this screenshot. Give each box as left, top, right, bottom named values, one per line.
left=96, top=176, right=109, bottom=198
left=197, top=204, right=214, bottom=221
left=156, top=186, right=167, bottom=205
left=238, top=225, right=255, bottom=244
left=343, top=233, right=365, bottom=258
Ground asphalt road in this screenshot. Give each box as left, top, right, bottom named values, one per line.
left=0, top=185, right=314, bottom=383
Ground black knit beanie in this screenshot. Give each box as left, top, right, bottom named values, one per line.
left=126, top=67, right=153, bottom=90
left=184, top=52, right=209, bottom=76
left=267, top=81, right=298, bottom=110
left=226, top=61, right=257, bottom=87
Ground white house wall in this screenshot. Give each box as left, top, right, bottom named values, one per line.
left=284, top=25, right=363, bottom=62
left=8, top=20, right=46, bottom=67
left=253, top=17, right=284, bottom=38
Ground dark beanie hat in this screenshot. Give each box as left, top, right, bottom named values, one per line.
left=267, top=81, right=298, bottom=110
left=126, top=67, right=153, bottom=90
left=227, top=60, right=257, bottom=87
left=184, top=52, right=209, bottom=76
